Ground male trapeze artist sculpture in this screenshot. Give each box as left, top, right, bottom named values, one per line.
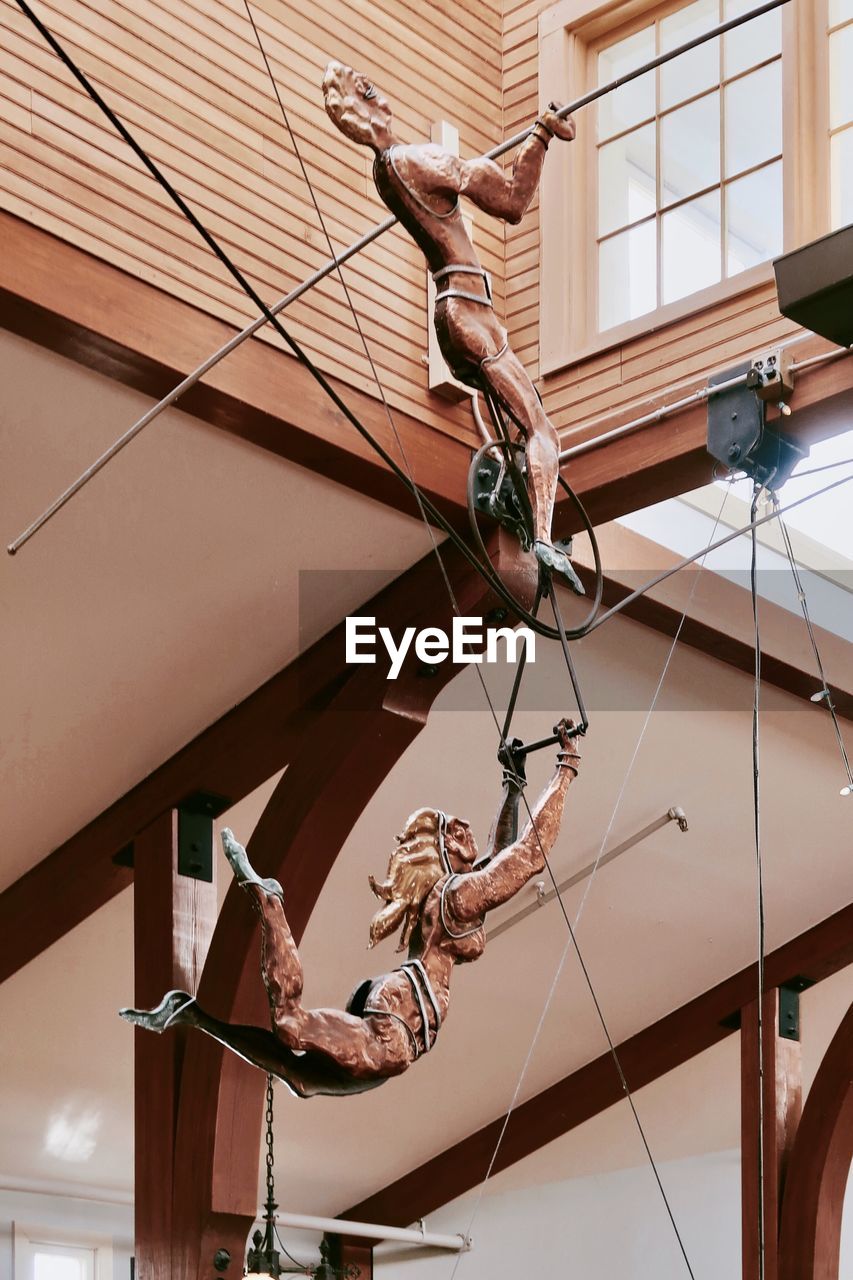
left=121, top=724, right=581, bottom=1097
left=322, top=61, right=583, bottom=591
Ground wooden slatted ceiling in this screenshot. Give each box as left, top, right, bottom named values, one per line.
left=501, top=0, right=803, bottom=439
left=0, top=0, right=502, bottom=446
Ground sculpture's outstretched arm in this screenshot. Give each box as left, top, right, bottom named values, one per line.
left=483, top=737, right=528, bottom=860
left=450, top=721, right=580, bottom=920
left=451, top=105, right=575, bottom=225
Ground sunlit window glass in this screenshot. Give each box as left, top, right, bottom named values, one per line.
left=596, top=0, right=783, bottom=332
left=599, top=221, right=657, bottom=330
left=662, top=191, right=722, bottom=303
left=830, top=130, right=853, bottom=228
left=34, top=1253, right=86, bottom=1280
left=598, top=27, right=656, bottom=140
left=660, top=0, right=719, bottom=110
left=724, top=0, right=781, bottom=78
left=598, top=125, right=656, bottom=236
left=726, top=161, right=783, bottom=275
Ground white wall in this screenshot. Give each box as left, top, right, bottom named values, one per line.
left=375, top=1150, right=853, bottom=1280
left=0, top=1185, right=133, bottom=1280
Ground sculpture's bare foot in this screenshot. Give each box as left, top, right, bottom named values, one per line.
left=119, top=989, right=196, bottom=1033
left=534, top=541, right=585, bottom=596
left=221, top=827, right=284, bottom=900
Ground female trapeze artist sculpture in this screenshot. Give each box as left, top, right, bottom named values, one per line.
left=121, top=723, right=581, bottom=1098
left=321, top=61, right=582, bottom=592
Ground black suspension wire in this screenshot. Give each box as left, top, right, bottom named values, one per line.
left=749, top=490, right=766, bottom=1280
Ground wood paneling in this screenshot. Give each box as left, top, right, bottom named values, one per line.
left=0, top=0, right=502, bottom=446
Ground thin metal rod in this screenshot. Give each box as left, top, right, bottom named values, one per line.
left=548, top=585, right=589, bottom=732
left=273, top=1211, right=469, bottom=1252
left=501, top=581, right=543, bottom=740
left=7, top=0, right=791, bottom=555
left=6, top=217, right=394, bottom=556
left=559, top=371, right=749, bottom=463
left=489, top=808, right=686, bottom=941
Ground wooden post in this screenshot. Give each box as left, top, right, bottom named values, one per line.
left=741, top=988, right=803, bottom=1280
left=133, top=809, right=217, bottom=1280
left=778, top=999, right=853, bottom=1280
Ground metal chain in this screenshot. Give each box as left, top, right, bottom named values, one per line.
left=265, top=1073, right=276, bottom=1207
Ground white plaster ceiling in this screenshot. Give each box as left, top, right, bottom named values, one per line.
left=1, top=330, right=851, bottom=1236
left=0, top=329, right=428, bottom=888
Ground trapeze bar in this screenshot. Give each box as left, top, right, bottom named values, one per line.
left=7, top=0, right=791, bottom=555
left=272, top=1211, right=470, bottom=1252
left=489, top=806, right=688, bottom=942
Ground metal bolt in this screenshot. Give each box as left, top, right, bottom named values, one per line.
left=728, top=444, right=741, bottom=461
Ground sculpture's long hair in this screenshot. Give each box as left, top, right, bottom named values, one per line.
left=368, top=808, right=445, bottom=952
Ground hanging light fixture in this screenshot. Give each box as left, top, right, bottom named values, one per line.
left=244, top=1076, right=358, bottom=1280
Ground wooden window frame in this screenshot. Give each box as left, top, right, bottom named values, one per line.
left=538, top=0, right=829, bottom=375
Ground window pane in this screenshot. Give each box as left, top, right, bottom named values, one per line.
left=724, top=0, right=782, bottom=78
left=661, top=92, right=720, bottom=204
left=34, top=1253, right=86, bottom=1280
left=725, top=61, right=782, bottom=177
left=831, top=128, right=853, bottom=228
left=829, top=0, right=853, bottom=25
left=598, top=124, right=656, bottom=235
left=726, top=161, right=783, bottom=275
left=599, top=220, right=657, bottom=330
left=830, top=25, right=853, bottom=129
left=662, top=190, right=721, bottom=302
left=660, top=0, right=720, bottom=111
left=598, top=26, right=655, bottom=139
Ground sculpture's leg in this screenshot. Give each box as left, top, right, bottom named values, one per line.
left=248, top=883, right=305, bottom=1014
left=478, top=347, right=584, bottom=594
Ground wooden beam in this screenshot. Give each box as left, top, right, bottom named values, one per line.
left=133, top=809, right=217, bottom=1280
left=5, top=214, right=851, bottom=547
left=343, top=903, right=853, bottom=1228
left=778, top=998, right=853, bottom=1280
left=0, top=210, right=470, bottom=523
left=741, top=989, right=803, bottom=1280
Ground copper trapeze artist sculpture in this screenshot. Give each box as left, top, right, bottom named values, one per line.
left=322, top=61, right=582, bottom=592
left=121, top=725, right=580, bottom=1097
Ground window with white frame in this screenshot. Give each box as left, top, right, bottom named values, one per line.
left=595, top=0, right=784, bottom=333
left=13, top=1223, right=113, bottom=1280
left=829, top=0, right=853, bottom=227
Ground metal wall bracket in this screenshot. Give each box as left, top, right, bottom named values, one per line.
left=178, top=790, right=230, bottom=882
left=472, top=453, right=532, bottom=550
left=707, top=362, right=807, bottom=491
left=778, top=976, right=816, bottom=1042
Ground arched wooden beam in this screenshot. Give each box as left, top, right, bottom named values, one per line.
left=168, top=532, right=533, bottom=1280
left=778, top=997, right=853, bottom=1280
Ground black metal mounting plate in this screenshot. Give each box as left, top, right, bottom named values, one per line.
left=707, top=363, right=807, bottom=491
left=178, top=791, right=230, bottom=882
left=472, top=453, right=532, bottom=551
